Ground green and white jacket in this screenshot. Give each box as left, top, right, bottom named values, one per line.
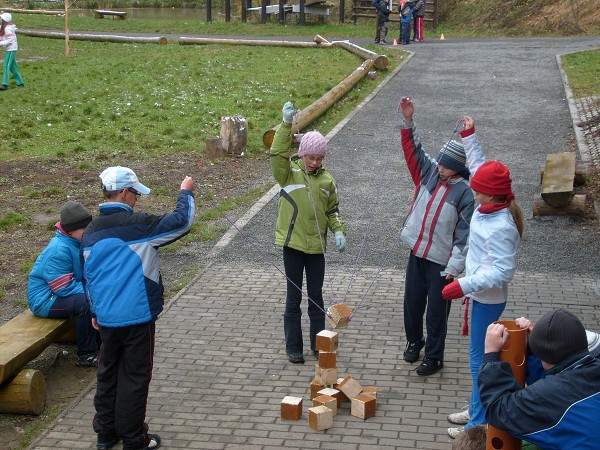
left=269, top=122, right=345, bottom=254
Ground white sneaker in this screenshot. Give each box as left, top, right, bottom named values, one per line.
left=448, top=426, right=464, bottom=439
left=448, top=408, right=470, bottom=425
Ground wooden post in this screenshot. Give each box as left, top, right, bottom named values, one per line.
left=261, top=0, right=268, bottom=23
left=279, top=0, right=285, bottom=23
left=0, top=369, right=46, bottom=415
left=206, top=136, right=223, bottom=158
left=339, top=0, right=345, bottom=22
left=221, top=116, right=248, bottom=155
left=64, top=0, right=70, bottom=58
left=299, top=0, right=306, bottom=24
left=225, top=0, right=231, bottom=21
left=242, top=0, right=248, bottom=22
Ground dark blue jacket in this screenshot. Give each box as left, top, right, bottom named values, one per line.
left=82, top=190, right=195, bottom=327
left=479, top=350, right=600, bottom=449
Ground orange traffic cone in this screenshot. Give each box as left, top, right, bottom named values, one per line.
left=393, top=39, right=398, bottom=46
left=440, top=33, right=445, bottom=40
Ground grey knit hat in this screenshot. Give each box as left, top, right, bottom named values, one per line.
left=60, top=201, right=92, bottom=232
left=436, top=140, right=467, bottom=175
left=529, top=309, right=588, bottom=365
left=298, top=131, right=327, bottom=157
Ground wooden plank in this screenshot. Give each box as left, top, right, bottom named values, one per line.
left=0, top=310, right=70, bottom=384
left=541, top=152, right=576, bottom=207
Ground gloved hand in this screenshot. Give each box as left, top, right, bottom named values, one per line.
left=442, top=280, right=464, bottom=300
left=282, top=101, right=296, bottom=124
left=335, top=231, right=346, bottom=253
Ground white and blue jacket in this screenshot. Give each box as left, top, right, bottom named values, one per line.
left=82, top=190, right=195, bottom=327
left=458, top=131, right=520, bottom=304
left=479, top=350, right=600, bottom=449
left=28, top=226, right=85, bottom=317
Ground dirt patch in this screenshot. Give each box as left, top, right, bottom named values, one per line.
left=0, top=152, right=271, bottom=450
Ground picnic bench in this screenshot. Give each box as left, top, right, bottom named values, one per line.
left=93, top=9, right=128, bottom=20
left=0, top=309, right=75, bottom=415
left=247, top=0, right=331, bottom=20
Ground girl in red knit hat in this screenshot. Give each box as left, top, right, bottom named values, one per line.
left=442, top=116, right=524, bottom=439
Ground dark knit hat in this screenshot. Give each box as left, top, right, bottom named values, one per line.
left=529, top=308, right=588, bottom=365
left=437, top=140, right=468, bottom=175
left=60, top=201, right=92, bottom=232
left=470, top=160, right=513, bottom=197
left=298, top=131, right=327, bottom=157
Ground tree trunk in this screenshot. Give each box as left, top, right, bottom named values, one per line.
left=331, top=40, right=389, bottom=70
left=178, top=37, right=331, bottom=48
left=19, top=30, right=168, bottom=45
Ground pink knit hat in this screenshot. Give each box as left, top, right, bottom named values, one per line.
left=298, top=131, right=327, bottom=157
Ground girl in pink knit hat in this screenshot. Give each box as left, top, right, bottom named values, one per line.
left=269, top=101, right=347, bottom=364
left=443, top=115, right=524, bottom=439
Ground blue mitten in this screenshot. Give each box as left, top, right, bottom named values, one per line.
left=282, top=101, right=296, bottom=124
left=335, top=231, right=346, bottom=253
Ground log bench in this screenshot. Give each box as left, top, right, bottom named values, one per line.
left=93, top=9, right=128, bottom=20
left=0, top=309, right=75, bottom=415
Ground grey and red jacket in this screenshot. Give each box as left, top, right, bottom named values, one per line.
left=400, top=120, right=474, bottom=275
left=479, top=350, right=600, bottom=449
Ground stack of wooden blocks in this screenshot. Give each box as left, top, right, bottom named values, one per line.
left=280, top=326, right=378, bottom=431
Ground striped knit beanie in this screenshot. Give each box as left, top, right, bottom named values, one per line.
left=436, top=140, right=467, bottom=174
left=298, top=131, right=327, bottom=157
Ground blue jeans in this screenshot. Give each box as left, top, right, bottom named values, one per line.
left=401, top=22, right=411, bottom=44
left=466, top=300, right=506, bottom=428
left=282, top=247, right=325, bottom=355
left=48, top=293, right=99, bottom=356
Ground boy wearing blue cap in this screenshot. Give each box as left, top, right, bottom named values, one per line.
left=82, top=166, right=196, bottom=450
left=398, top=97, right=474, bottom=376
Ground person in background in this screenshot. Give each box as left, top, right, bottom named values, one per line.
left=270, top=101, right=347, bottom=365
left=398, top=97, right=474, bottom=376
left=478, top=309, right=600, bottom=449
left=83, top=166, right=196, bottom=450
left=443, top=116, right=524, bottom=439
left=399, top=0, right=414, bottom=45
left=28, top=201, right=99, bottom=367
left=0, top=12, right=24, bottom=90
left=412, top=0, right=425, bottom=41
left=373, top=0, right=391, bottom=44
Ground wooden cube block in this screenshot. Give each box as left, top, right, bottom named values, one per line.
left=318, top=351, right=337, bottom=369
left=281, top=396, right=303, bottom=420
left=316, top=330, right=339, bottom=352
left=337, top=376, right=363, bottom=399
left=326, top=303, right=353, bottom=329
left=317, top=387, right=343, bottom=408
left=314, top=364, right=338, bottom=386
left=313, top=394, right=338, bottom=416
left=308, top=405, right=333, bottom=431
left=334, top=378, right=349, bottom=402
left=310, top=378, right=325, bottom=400
left=351, top=394, right=377, bottom=419
left=361, top=386, right=378, bottom=399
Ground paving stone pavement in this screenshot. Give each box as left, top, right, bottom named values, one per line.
left=29, top=36, right=600, bottom=450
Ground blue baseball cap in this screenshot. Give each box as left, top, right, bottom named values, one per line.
left=99, top=166, right=151, bottom=195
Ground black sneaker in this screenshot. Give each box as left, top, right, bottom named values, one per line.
left=76, top=352, right=99, bottom=367
left=416, top=357, right=443, bottom=376
left=0, top=84, right=7, bottom=91
left=288, top=353, right=305, bottom=364
left=144, top=434, right=161, bottom=450
left=97, top=435, right=118, bottom=449
left=403, top=339, right=425, bottom=363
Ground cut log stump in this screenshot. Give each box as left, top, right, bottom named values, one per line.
left=0, top=369, right=46, bottom=415
left=541, top=152, right=576, bottom=207
left=221, top=116, right=247, bottom=155
left=532, top=194, right=586, bottom=217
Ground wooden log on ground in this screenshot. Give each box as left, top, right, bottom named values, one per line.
left=262, top=58, right=375, bottom=148
left=539, top=161, right=594, bottom=187
left=0, top=8, right=64, bottom=15
left=314, top=34, right=331, bottom=44
left=18, top=30, right=168, bottom=45
left=331, top=40, right=389, bottom=70
left=532, top=193, right=586, bottom=217
left=541, top=152, right=576, bottom=207
left=221, top=116, right=248, bottom=155
left=0, top=369, right=46, bottom=415
left=178, top=36, right=331, bottom=48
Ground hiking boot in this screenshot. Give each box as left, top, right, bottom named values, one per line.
left=144, top=434, right=161, bottom=450
left=448, top=426, right=464, bottom=439
left=416, top=357, right=443, bottom=376
left=380, top=39, right=387, bottom=44
left=76, top=352, right=99, bottom=367
left=287, top=353, right=305, bottom=364
left=403, top=339, right=425, bottom=363
left=448, top=407, right=470, bottom=424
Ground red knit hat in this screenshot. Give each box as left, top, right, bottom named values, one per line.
left=470, top=160, right=513, bottom=196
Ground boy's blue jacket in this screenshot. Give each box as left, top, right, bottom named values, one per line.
left=400, top=0, right=414, bottom=23
left=28, top=227, right=84, bottom=317
left=82, top=191, right=195, bottom=327
left=479, top=350, right=600, bottom=449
